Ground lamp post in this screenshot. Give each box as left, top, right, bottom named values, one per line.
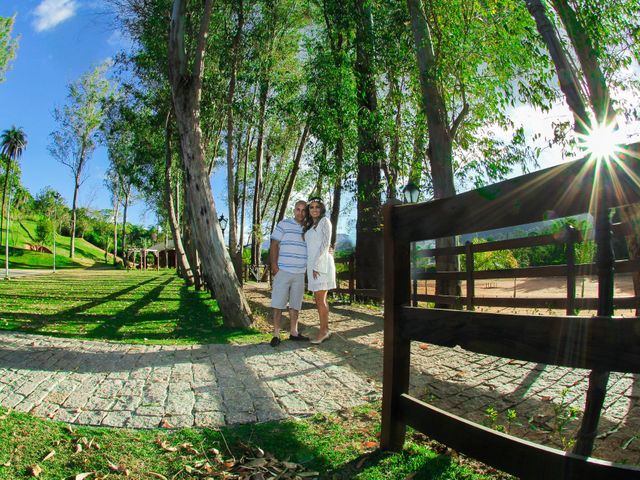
left=403, top=181, right=420, bottom=306
left=218, top=214, right=228, bottom=236
left=4, top=186, right=11, bottom=280
left=402, top=181, right=420, bottom=204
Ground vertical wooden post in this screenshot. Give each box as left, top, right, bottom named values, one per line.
left=411, top=243, right=418, bottom=307
left=465, top=241, right=474, bottom=311
left=381, top=201, right=411, bottom=451
left=566, top=224, right=577, bottom=315
left=349, top=253, right=355, bottom=304
left=573, top=172, right=613, bottom=457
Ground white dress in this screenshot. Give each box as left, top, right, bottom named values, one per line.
left=305, top=217, right=337, bottom=292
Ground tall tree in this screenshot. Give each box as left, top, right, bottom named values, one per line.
left=168, top=0, right=252, bottom=327
left=0, top=15, right=18, bottom=83
left=353, top=0, right=384, bottom=292
left=49, top=63, right=111, bottom=258
left=0, top=126, right=27, bottom=248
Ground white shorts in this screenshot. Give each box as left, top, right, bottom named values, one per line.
left=271, top=270, right=305, bottom=310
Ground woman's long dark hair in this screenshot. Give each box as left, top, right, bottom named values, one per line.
left=302, top=197, right=327, bottom=238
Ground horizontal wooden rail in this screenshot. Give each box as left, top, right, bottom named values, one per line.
left=399, top=308, right=640, bottom=372
left=394, top=149, right=640, bottom=243
left=413, top=294, right=638, bottom=310
left=412, top=259, right=639, bottom=281
left=399, top=395, right=640, bottom=480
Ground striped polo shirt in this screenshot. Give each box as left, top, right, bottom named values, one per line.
left=271, top=218, right=307, bottom=273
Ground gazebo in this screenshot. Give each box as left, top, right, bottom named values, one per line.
left=125, top=247, right=160, bottom=271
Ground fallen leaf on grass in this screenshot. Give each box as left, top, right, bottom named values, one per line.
left=73, top=473, right=94, bottom=480
left=362, top=441, right=378, bottom=449
left=28, top=464, right=42, bottom=477
left=298, top=472, right=320, bottom=478
left=107, top=461, right=130, bottom=476
left=42, top=450, right=55, bottom=462
left=180, top=443, right=199, bottom=455
left=148, top=473, right=168, bottom=480
left=160, top=419, right=174, bottom=429
left=154, top=438, right=178, bottom=453
left=75, top=444, right=83, bottom=454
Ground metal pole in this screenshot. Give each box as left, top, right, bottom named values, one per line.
left=53, top=227, right=56, bottom=273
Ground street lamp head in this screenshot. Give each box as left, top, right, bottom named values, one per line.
left=218, top=214, right=228, bottom=231
left=402, top=181, right=420, bottom=204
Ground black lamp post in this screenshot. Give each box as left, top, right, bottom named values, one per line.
left=402, top=181, right=420, bottom=204
left=52, top=193, right=61, bottom=273
left=218, top=214, right=228, bottom=235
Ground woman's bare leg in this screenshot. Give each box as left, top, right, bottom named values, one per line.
left=313, top=290, right=330, bottom=338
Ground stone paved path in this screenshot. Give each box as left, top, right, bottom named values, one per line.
left=0, top=282, right=638, bottom=466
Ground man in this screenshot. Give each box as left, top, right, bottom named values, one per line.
left=269, top=200, right=309, bottom=346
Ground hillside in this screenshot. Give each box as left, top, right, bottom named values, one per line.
left=0, top=216, right=108, bottom=269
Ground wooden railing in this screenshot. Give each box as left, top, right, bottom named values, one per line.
left=411, top=222, right=640, bottom=314
left=381, top=145, right=640, bottom=479
left=333, top=254, right=382, bottom=302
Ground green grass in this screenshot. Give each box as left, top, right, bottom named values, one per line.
left=0, top=403, right=503, bottom=479
left=0, top=216, right=106, bottom=269
left=0, top=270, right=268, bottom=345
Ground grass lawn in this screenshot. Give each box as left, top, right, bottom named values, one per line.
left=0, top=403, right=505, bottom=479
left=0, top=217, right=106, bottom=269
left=0, top=269, right=269, bottom=345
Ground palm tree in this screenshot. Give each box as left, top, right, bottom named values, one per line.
left=1, top=126, right=27, bottom=273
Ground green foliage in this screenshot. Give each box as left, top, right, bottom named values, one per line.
left=552, top=388, right=580, bottom=450
left=34, top=217, right=52, bottom=247
left=461, top=238, right=519, bottom=271
left=0, top=15, right=18, bottom=83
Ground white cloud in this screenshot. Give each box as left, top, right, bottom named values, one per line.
left=32, top=0, right=78, bottom=32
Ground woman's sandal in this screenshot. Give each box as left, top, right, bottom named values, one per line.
left=310, top=331, right=331, bottom=345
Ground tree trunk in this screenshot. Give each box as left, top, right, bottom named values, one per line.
left=407, top=0, right=463, bottom=299
left=354, top=0, right=384, bottom=293
left=69, top=176, right=81, bottom=258
left=120, top=187, right=130, bottom=264
left=277, top=122, right=310, bottom=222
left=251, top=78, right=270, bottom=269
left=525, top=0, right=590, bottom=134
left=168, top=0, right=252, bottom=328
left=550, top=0, right=616, bottom=125
left=239, top=126, right=253, bottom=281
left=330, top=139, right=343, bottom=249
left=183, top=201, right=204, bottom=290
left=112, top=190, right=119, bottom=265
left=0, top=156, right=12, bottom=246
left=226, top=0, right=244, bottom=281
left=165, top=112, right=194, bottom=285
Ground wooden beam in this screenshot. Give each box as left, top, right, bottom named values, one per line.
left=399, top=308, right=640, bottom=372
left=399, top=395, right=640, bottom=480
left=394, top=146, right=640, bottom=243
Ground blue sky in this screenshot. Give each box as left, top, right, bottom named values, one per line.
left=0, top=1, right=161, bottom=223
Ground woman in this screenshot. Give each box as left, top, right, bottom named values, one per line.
left=303, top=197, right=336, bottom=344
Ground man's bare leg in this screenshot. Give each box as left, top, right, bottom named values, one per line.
left=271, top=308, right=282, bottom=346
left=289, top=308, right=299, bottom=336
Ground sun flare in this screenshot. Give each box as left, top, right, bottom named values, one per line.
left=581, top=122, right=623, bottom=162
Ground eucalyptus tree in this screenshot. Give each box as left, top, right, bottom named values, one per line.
left=49, top=62, right=112, bottom=258
left=168, top=0, right=252, bottom=327
left=104, top=168, right=121, bottom=264
left=0, top=15, right=18, bottom=83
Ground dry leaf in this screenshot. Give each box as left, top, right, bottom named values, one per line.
left=541, top=396, right=552, bottom=402
left=180, top=443, right=199, bottom=455
left=208, top=448, right=220, bottom=456
left=107, top=462, right=129, bottom=476
left=148, top=473, right=168, bottom=480
left=419, top=344, right=429, bottom=350
left=73, top=473, right=94, bottom=480
left=155, top=440, right=177, bottom=453
left=282, top=461, right=299, bottom=470
left=160, top=419, right=174, bottom=429
left=66, top=425, right=75, bottom=434
left=243, top=458, right=267, bottom=468
left=363, top=441, right=378, bottom=449
left=75, top=444, right=83, bottom=454
left=28, top=464, right=42, bottom=477
left=42, top=450, right=55, bottom=462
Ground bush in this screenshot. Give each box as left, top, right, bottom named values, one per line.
left=35, top=217, right=52, bottom=246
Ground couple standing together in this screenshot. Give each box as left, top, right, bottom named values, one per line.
left=269, top=197, right=336, bottom=346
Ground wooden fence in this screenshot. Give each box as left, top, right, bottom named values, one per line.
left=381, top=145, right=640, bottom=479
left=411, top=221, right=640, bottom=314
left=333, top=254, right=382, bottom=302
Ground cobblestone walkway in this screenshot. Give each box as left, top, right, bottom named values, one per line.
left=0, top=282, right=638, bottom=466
